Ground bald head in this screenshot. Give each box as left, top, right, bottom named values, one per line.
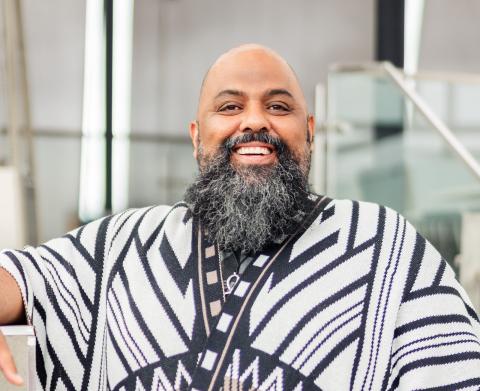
left=197, top=44, right=308, bottom=116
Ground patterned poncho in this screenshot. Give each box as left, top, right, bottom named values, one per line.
left=1, top=197, right=479, bottom=390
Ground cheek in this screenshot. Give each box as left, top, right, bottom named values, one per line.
left=201, top=117, right=241, bottom=145
left=274, top=120, right=308, bottom=149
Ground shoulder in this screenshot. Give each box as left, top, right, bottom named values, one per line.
left=107, top=202, right=192, bottom=246
left=321, top=197, right=402, bottom=228
left=324, top=197, right=411, bottom=224
left=317, top=198, right=421, bottom=256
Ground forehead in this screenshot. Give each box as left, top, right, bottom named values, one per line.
left=199, top=49, right=304, bottom=104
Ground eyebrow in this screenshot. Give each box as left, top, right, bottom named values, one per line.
left=214, top=89, right=245, bottom=99
left=264, top=89, right=294, bottom=99
left=214, top=88, right=294, bottom=100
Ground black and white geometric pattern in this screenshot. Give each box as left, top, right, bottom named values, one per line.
left=1, top=198, right=479, bottom=390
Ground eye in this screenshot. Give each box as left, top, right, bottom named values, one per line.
left=218, top=103, right=242, bottom=113
left=267, top=102, right=291, bottom=113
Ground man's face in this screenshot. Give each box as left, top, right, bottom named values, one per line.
left=190, top=47, right=314, bottom=175
left=185, top=46, right=316, bottom=253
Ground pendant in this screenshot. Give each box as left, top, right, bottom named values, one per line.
left=224, top=273, right=240, bottom=296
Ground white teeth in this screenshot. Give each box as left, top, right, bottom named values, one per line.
left=236, top=147, right=271, bottom=155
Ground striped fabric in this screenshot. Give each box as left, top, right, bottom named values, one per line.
left=0, top=199, right=479, bottom=390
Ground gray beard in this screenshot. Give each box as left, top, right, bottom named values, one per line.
left=184, top=133, right=313, bottom=254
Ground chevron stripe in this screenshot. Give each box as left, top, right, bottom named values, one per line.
left=251, top=246, right=372, bottom=356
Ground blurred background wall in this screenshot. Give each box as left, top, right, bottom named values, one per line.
left=0, top=0, right=479, bottom=254
left=420, top=0, right=480, bottom=72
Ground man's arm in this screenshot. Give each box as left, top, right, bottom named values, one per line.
left=0, top=267, right=25, bottom=386
left=0, top=268, right=24, bottom=324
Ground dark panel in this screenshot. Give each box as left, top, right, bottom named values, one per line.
left=375, top=0, right=405, bottom=140
left=376, top=0, right=405, bottom=67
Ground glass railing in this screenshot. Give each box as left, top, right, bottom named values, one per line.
left=0, top=130, right=196, bottom=246
left=127, top=135, right=196, bottom=208
left=323, top=63, right=480, bottom=275
left=412, top=71, right=480, bottom=138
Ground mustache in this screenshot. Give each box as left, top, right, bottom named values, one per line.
left=222, top=132, right=286, bottom=155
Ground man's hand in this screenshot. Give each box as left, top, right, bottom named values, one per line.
left=0, top=267, right=26, bottom=386
left=0, top=330, right=23, bottom=386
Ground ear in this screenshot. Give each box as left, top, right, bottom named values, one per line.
left=189, top=120, right=199, bottom=160
left=307, top=114, right=315, bottom=150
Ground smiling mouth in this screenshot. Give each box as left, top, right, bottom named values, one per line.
left=235, top=146, right=273, bottom=155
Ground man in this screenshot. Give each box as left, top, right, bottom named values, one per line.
left=0, top=44, right=479, bottom=390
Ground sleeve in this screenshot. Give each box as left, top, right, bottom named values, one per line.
left=0, top=213, right=117, bottom=389
left=387, top=228, right=480, bottom=390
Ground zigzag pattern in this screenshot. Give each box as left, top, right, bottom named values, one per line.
left=0, top=199, right=479, bottom=390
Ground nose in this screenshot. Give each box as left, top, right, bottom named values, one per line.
left=240, top=104, right=269, bottom=133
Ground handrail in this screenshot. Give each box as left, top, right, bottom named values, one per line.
left=329, top=62, right=480, bottom=183
left=407, top=70, right=480, bottom=85
left=330, top=62, right=480, bottom=84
